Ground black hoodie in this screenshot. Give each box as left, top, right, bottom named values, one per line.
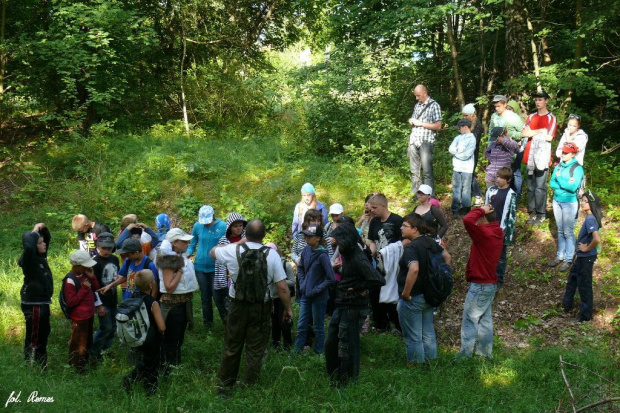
left=19, top=227, right=53, bottom=304
left=330, top=223, right=385, bottom=308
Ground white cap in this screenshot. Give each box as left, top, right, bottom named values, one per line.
left=417, top=184, right=433, bottom=195
left=70, top=250, right=97, bottom=267
left=462, top=103, right=476, bottom=115
left=329, top=203, right=344, bottom=215
left=166, top=228, right=194, bottom=242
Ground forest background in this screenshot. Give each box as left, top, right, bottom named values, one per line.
left=0, top=0, right=619, bottom=411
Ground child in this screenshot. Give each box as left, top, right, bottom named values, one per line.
left=484, top=126, right=520, bottom=190
left=325, top=203, right=344, bottom=237
left=63, top=250, right=100, bottom=373
left=91, top=232, right=120, bottom=361
left=19, top=222, right=53, bottom=369
left=562, top=189, right=602, bottom=322
left=116, top=216, right=159, bottom=259
left=99, top=238, right=158, bottom=301
left=291, top=209, right=333, bottom=266
left=155, top=213, right=171, bottom=243
left=265, top=242, right=295, bottom=350
left=122, top=269, right=166, bottom=395
left=485, top=166, right=517, bottom=287
left=292, top=182, right=329, bottom=237
left=448, top=118, right=477, bottom=217
left=214, top=212, right=248, bottom=322
left=292, top=225, right=335, bottom=355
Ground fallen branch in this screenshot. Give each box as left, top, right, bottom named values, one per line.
left=601, top=142, right=620, bottom=155
left=559, top=356, right=577, bottom=413
left=575, top=397, right=620, bottom=412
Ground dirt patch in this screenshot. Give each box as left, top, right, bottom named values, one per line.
left=433, top=207, right=619, bottom=352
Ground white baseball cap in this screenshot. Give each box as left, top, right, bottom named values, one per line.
left=329, top=203, right=344, bottom=215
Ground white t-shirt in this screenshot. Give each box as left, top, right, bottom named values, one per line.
left=214, top=242, right=286, bottom=302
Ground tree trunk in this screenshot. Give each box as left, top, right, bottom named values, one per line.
left=504, top=0, right=529, bottom=79
left=180, top=34, right=190, bottom=137
left=0, top=0, right=6, bottom=95
left=482, top=29, right=500, bottom=134
left=540, top=0, right=552, bottom=65
left=524, top=6, right=541, bottom=90
left=572, top=0, right=584, bottom=70
left=447, top=15, right=465, bottom=108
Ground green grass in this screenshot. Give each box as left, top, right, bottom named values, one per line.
left=1, top=124, right=619, bottom=411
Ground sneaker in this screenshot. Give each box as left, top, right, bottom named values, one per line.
left=559, top=261, right=572, bottom=271
left=473, top=196, right=484, bottom=206
left=532, top=215, right=546, bottom=225
left=548, top=258, right=561, bottom=267
left=526, top=214, right=537, bottom=225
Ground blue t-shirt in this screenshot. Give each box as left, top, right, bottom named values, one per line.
left=118, top=256, right=159, bottom=300
left=576, top=214, right=599, bottom=258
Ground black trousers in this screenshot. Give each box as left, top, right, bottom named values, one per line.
left=325, top=307, right=369, bottom=386
left=21, top=304, right=51, bottom=368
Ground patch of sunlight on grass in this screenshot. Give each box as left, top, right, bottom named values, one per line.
left=480, top=365, right=518, bottom=387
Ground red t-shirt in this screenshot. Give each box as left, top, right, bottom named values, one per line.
left=522, top=112, right=557, bottom=164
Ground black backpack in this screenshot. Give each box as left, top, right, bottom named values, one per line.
left=59, top=273, right=80, bottom=319
left=415, top=240, right=453, bottom=307
left=234, top=244, right=270, bottom=303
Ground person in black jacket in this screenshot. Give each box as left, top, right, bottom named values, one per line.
left=325, top=222, right=385, bottom=386
left=19, top=222, right=53, bottom=369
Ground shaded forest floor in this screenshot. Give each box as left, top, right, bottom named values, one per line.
left=393, top=194, right=620, bottom=356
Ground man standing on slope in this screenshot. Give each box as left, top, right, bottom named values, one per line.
left=407, top=84, right=442, bottom=195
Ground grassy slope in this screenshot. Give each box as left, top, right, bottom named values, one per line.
left=0, top=126, right=618, bottom=412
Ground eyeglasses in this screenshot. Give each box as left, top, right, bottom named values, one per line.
left=568, top=114, right=581, bottom=120
left=402, top=224, right=412, bottom=228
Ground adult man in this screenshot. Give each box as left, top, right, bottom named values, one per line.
left=210, top=219, right=292, bottom=391
left=521, top=90, right=557, bottom=224
left=407, top=84, right=442, bottom=194
left=489, top=95, right=525, bottom=198
left=458, top=205, right=504, bottom=359
left=71, top=214, right=111, bottom=257
left=367, top=194, right=403, bottom=333
left=187, top=205, right=227, bottom=328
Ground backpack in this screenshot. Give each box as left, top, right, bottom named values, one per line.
left=415, top=240, right=453, bottom=307
left=59, top=273, right=80, bottom=319
left=116, top=292, right=151, bottom=347
left=234, top=244, right=270, bottom=303
left=569, top=162, right=586, bottom=198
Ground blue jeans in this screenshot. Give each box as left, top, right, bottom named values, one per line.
left=451, top=171, right=473, bottom=213
left=496, top=244, right=508, bottom=286
left=196, top=271, right=227, bottom=325
left=92, top=305, right=117, bottom=358
left=512, top=152, right=524, bottom=203
left=553, top=200, right=578, bottom=262
left=293, top=296, right=328, bottom=355
left=408, top=142, right=434, bottom=194
left=459, top=283, right=497, bottom=358
left=397, top=295, right=437, bottom=363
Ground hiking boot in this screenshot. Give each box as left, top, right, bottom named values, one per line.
left=532, top=215, right=546, bottom=225
left=526, top=214, right=537, bottom=225
left=559, top=261, right=572, bottom=271
left=548, top=258, right=561, bottom=267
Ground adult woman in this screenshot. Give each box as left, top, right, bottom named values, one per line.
left=292, top=182, right=328, bottom=237
left=462, top=104, right=484, bottom=205
left=556, top=114, right=588, bottom=166
left=411, top=184, right=448, bottom=243
left=397, top=214, right=450, bottom=365
left=19, top=222, right=53, bottom=369
left=156, top=228, right=198, bottom=366
left=549, top=142, right=584, bottom=272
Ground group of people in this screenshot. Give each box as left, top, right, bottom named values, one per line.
left=17, top=87, right=604, bottom=394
